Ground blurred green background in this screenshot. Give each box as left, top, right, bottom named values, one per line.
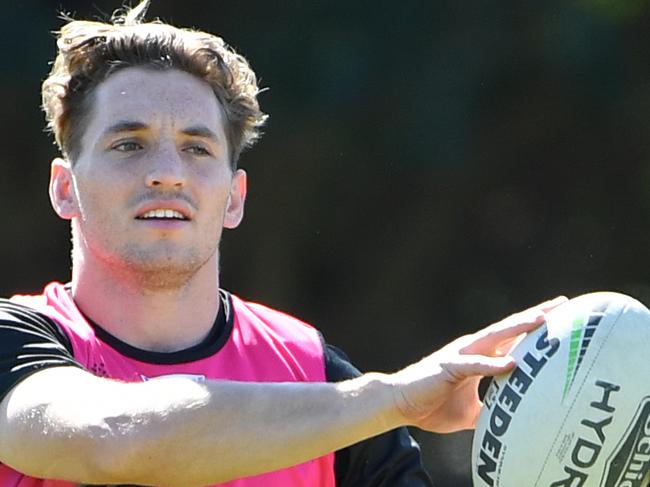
left=2, top=1, right=650, bottom=485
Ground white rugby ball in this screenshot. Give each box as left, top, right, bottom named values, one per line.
left=472, top=292, right=650, bottom=487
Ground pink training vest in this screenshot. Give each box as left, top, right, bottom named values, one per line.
left=2, top=282, right=335, bottom=487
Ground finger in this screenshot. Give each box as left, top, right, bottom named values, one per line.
left=464, top=295, right=568, bottom=353
left=535, top=295, right=569, bottom=313
left=496, top=296, right=568, bottom=329
left=462, top=309, right=544, bottom=354
left=492, top=332, right=528, bottom=356
left=442, top=355, right=516, bottom=382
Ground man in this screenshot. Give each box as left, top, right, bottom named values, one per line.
left=0, top=2, right=565, bottom=485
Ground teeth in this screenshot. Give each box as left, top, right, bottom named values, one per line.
left=140, top=209, right=186, bottom=219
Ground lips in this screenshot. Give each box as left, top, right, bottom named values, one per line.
left=138, top=209, right=187, bottom=220
left=134, top=201, right=194, bottom=221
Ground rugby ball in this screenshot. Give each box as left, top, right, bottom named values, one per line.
left=472, top=292, right=650, bottom=487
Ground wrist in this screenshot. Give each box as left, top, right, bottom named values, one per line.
left=337, top=372, right=407, bottom=432
left=383, top=367, right=436, bottom=426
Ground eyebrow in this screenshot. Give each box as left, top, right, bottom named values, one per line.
left=181, top=125, right=220, bottom=142
left=101, top=120, right=148, bottom=138
left=100, top=121, right=221, bottom=142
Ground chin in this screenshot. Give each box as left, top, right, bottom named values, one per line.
left=124, top=246, right=216, bottom=288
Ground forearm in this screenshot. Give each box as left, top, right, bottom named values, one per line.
left=132, top=373, right=402, bottom=485
left=0, top=367, right=404, bottom=486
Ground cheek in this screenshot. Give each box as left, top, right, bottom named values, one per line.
left=74, top=177, right=127, bottom=222
left=197, top=166, right=234, bottom=205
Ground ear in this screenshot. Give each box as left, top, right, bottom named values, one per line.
left=223, top=169, right=247, bottom=229
left=49, top=157, right=80, bottom=220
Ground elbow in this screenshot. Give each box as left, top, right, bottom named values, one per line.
left=81, top=416, right=160, bottom=484
left=0, top=410, right=149, bottom=484
left=86, top=418, right=203, bottom=487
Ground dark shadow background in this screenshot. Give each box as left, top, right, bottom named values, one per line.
left=2, top=1, right=650, bottom=485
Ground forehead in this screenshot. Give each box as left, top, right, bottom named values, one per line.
left=86, top=67, right=225, bottom=134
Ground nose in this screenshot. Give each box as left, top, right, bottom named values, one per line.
left=145, top=144, right=186, bottom=189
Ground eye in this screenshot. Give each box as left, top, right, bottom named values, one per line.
left=112, top=141, right=143, bottom=152
left=184, top=145, right=212, bottom=156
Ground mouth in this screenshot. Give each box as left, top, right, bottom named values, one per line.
left=135, top=209, right=190, bottom=221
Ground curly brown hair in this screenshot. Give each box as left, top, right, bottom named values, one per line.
left=42, top=0, right=267, bottom=167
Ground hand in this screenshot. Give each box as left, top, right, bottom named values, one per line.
left=388, top=296, right=568, bottom=433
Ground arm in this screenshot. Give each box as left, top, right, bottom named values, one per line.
left=0, top=296, right=565, bottom=486
left=0, top=366, right=402, bottom=485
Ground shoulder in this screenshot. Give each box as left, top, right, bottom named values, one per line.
left=230, top=294, right=317, bottom=330
left=225, top=292, right=327, bottom=380
left=0, top=293, right=83, bottom=403
left=0, top=297, right=58, bottom=329
left=11, top=282, right=95, bottom=342
left=229, top=292, right=322, bottom=344
left=0, top=290, right=76, bottom=356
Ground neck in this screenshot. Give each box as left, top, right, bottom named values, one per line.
left=70, top=251, right=222, bottom=353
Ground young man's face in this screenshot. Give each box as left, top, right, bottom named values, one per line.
left=50, top=67, right=246, bottom=287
